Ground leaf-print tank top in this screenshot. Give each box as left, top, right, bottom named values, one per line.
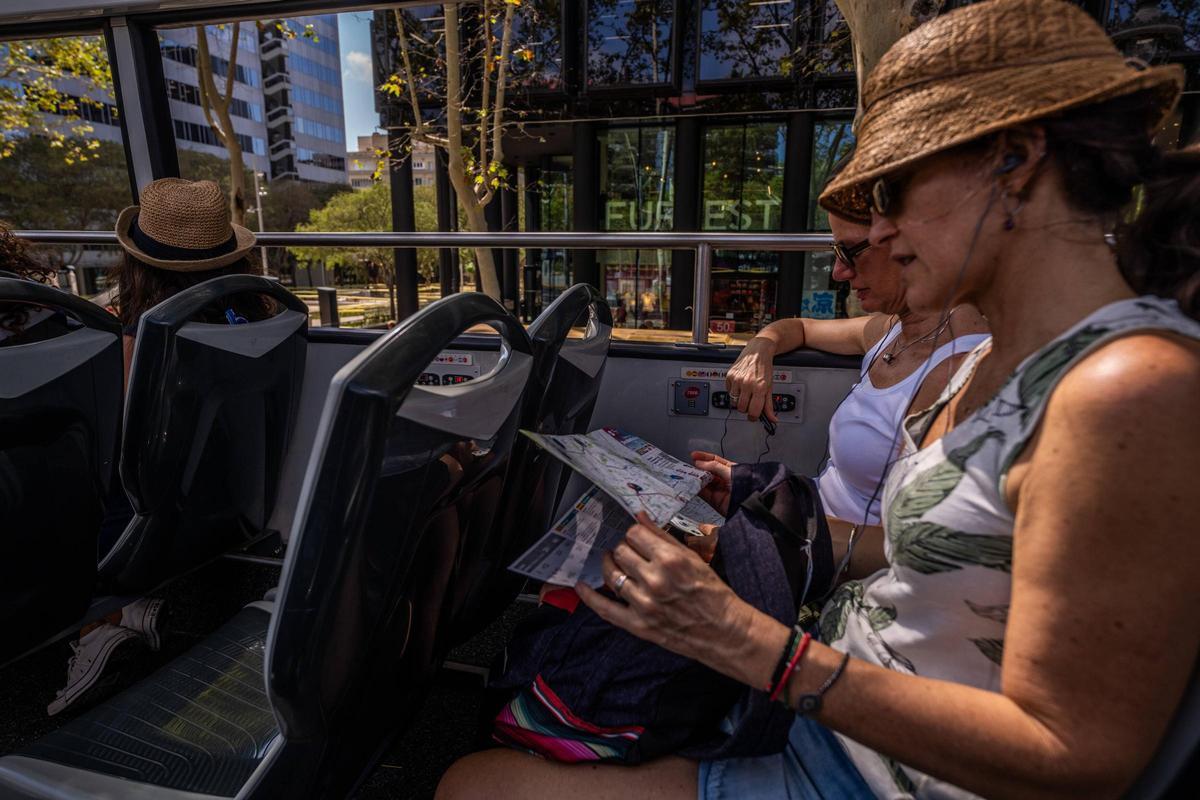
left=820, top=297, right=1200, bottom=799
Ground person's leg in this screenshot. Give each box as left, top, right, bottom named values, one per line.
left=436, top=749, right=697, bottom=800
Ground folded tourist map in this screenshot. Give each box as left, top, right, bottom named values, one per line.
left=508, top=428, right=724, bottom=587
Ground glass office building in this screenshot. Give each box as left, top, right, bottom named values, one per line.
left=373, top=0, right=1200, bottom=336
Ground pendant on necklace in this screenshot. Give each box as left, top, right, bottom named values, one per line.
left=882, top=353, right=896, bottom=365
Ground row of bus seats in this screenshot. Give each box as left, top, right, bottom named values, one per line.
left=0, top=275, right=612, bottom=798
left=0, top=274, right=310, bottom=663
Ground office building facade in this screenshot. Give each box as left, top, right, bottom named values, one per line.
left=56, top=15, right=348, bottom=187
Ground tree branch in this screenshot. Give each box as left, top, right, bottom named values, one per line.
left=392, top=9, right=428, bottom=137
left=491, top=0, right=515, bottom=170
left=224, top=22, right=240, bottom=103
left=443, top=1, right=475, bottom=210
left=194, top=27, right=229, bottom=145
left=478, top=0, right=494, bottom=197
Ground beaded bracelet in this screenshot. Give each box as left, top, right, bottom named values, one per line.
left=792, top=651, right=851, bottom=716
left=766, top=625, right=803, bottom=695
left=769, top=631, right=812, bottom=702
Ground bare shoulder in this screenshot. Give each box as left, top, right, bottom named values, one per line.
left=946, top=304, right=989, bottom=338
left=1052, top=330, right=1200, bottom=415
left=860, top=313, right=898, bottom=351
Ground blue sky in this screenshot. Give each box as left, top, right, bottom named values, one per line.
left=337, top=11, right=381, bottom=149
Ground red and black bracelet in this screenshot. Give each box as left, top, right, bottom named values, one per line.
left=769, top=629, right=812, bottom=702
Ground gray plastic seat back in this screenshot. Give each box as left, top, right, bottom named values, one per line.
left=0, top=277, right=122, bottom=662
left=100, top=275, right=308, bottom=593
left=259, top=292, right=533, bottom=799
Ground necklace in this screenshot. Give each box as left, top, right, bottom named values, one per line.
left=881, top=309, right=958, bottom=365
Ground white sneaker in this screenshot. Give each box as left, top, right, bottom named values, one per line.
left=120, top=597, right=165, bottom=651
left=47, top=624, right=143, bottom=717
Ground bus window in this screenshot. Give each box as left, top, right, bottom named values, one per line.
left=0, top=34, right=132, bottom=295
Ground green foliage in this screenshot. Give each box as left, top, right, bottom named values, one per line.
left=290, top=182, right=440, bottom=283
left=0, top=37, right=114, bottom=164
left=0, top=137, right=130, bottom=267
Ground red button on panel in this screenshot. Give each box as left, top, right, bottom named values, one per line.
left=684, top=386, right=701, bottom=399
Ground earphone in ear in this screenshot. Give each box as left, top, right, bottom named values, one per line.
left=995, top=152, right=1026, bottom=175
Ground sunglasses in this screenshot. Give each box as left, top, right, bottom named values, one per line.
left=832, top=238, right=871, bottom=269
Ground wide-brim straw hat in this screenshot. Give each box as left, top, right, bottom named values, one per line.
left=116, top=178, right=256, bottom=272
left=819, top=0, right=1185, bottom=223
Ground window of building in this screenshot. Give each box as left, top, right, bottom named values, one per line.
left=174, top=119, right=265, bottom=155
left=536, top=157, right=573, bottom=309
left=587, top=0, right=676, bottom=87
left=290, top=84, right=342, bottom=115
left=802, top=118, right=855, bottom=319
left=702, top=122, right=786, bottom=336
left=295, top=116, right=345, bottom=144
left=289, top=53, right=341, bottom=85
left=599, top=126, right=674, bottom=329
left=793, top=0, right=853, bottom=78
left=698, top=0, right=797, bottom=82
left=509, top=0, right=564, bottom=92
left=165, top=79, right=262, bottom=121
left=0, top=34, right=132, bottom=293
left=160, top=37, right=261, bottom=87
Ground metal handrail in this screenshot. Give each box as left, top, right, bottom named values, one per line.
left=14, top=230, right=836, bottom=345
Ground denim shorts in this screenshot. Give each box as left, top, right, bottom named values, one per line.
left=698, top=715, right=874, bottom=800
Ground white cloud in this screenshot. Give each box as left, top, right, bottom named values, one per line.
left=343, top=51, right=372, bottom=83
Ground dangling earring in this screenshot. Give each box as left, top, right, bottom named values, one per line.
left=1002, top=192, right=1024, bottom=231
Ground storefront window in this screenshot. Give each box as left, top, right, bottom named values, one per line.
left=702, top=122, right=786, bottom=335
left=698, top=0, right=796, bottom=82
left=803, top=118, right=855, bottom=319
left=538, top=157, right=573, bottom=308
left=808, top=119, right=854, bottom=230
left=599, top=126, right=674, bottom=329
left=587, top=0, right=675, bottom=87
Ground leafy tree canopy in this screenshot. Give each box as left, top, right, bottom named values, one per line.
left=0, top=37, right=113, bottom=164
left=291, top=181, right=440, bottom=282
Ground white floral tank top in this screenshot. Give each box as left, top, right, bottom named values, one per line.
left=821, top=297, right=1200, bottom=799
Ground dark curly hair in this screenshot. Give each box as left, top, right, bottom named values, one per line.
left=110, top=253, right=271, bottom=331
left=0, top=223, right=56, bottom=335
left=1037, top=90, right=1200, bottom=320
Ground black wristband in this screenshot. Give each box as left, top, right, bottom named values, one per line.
left=768, top=625, right=803, bottom=693
left=794, top=651, right=850, bottom=716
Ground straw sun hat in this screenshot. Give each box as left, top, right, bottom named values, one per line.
left=116, top=178, right=256, bottom=272
left=819, top=0, right=1185, bottom=222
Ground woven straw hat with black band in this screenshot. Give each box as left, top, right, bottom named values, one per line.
left=116, top=178, right=256, bottom=272
left=819, top=0, right=1185, bottom=223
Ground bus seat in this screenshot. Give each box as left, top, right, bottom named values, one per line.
left=447, top=283, right=612, bottom=641
left=0, top=278, right=122, bottom=663
left=98, top=275, right=308, bottom=594
left=262, top=292, right=532, bottom=797
left=1124, top=662, right=1200, bottom=799
left=0, top=292, right=532, bottom=799
left=520, top=283, right=612, bottom=531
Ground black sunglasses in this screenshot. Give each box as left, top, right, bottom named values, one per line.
left=832, top=238, right=871, bottom=269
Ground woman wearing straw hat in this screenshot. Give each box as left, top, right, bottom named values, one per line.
left=48, top=178, right=268, bottom=717
left=438, top=1, right=1200, bottom=797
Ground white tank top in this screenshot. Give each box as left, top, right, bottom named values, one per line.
left=817, top=323, right=990, bottom=526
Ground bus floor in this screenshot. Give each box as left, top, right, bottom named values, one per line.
left=0, top=559, right=533, bottom=800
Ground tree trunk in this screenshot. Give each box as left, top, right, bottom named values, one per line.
left=461, top=202, right=500, bottom=300
left=834, top=0, right=945, bottom=126
left=226, top=144, right=247, bottom=226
